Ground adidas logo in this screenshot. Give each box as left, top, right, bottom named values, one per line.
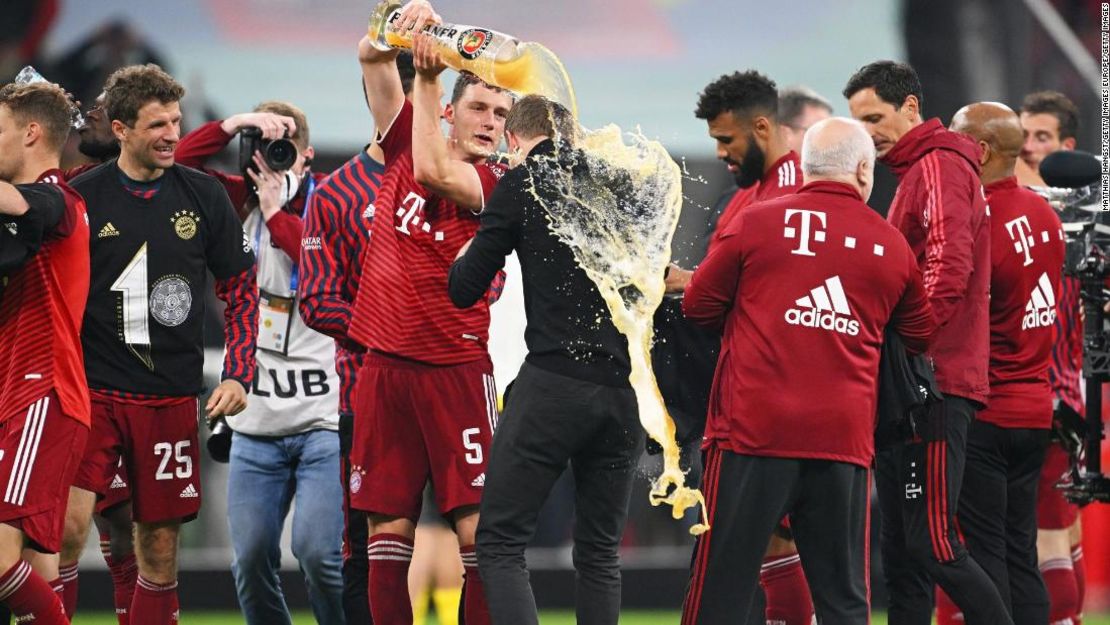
left=98, top=222, right=120, bottom=238
left=471, top=473, right=485, bottom=487
left=179, top=483, right=198, bottom=499
left=1023, top=272, right=1057, bottom=330
left=784, top=276, right=860, bottom=336
left=110, top=474, right=127, bottom=490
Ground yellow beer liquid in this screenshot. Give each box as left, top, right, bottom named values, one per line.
left=528, top=126, right=708, bottom=536
left=369, top=4, right=578, bottom=118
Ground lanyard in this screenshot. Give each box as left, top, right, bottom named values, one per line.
left=253, top=175, right=315, bottom=293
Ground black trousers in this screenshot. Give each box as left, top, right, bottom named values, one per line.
left=476, top=363, right=642, bottom=625
left=338, top=411, right=371, bottom=624
left=959, top=420, right=1050, bottom=625
left=682, top=448, right=870, bottom=625
left=875, top=396, right=1014, bottom=625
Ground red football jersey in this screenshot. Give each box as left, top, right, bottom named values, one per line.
left=685, top=181, right=935, bottom=467
left=349, top=101, right=504, bottom=365
left=1047, top=277, right=1082, bottom=414
left=708, top=151, right=803, bottom=252
left=0, top=170, right=91, bottom=425
left=978, top=177, right=1065, bottom=429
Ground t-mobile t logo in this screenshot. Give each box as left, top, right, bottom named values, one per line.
left=1005, top=215, right=1035, bottom=267
left=783, top=209, right=827, bottom=256
left=395, top=192, right=426, bottom=235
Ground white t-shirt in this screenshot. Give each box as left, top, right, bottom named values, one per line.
left=228, top=208, right=339, bottom=436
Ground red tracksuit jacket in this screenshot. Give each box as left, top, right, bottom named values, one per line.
left=685, top=181, right=936, bottom=467
left=883, top=118, right=991, bottom=406
left=978, top=176, right=1065, bottom=429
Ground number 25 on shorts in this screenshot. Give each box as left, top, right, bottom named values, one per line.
left=154, top=440, right=194, bottom=480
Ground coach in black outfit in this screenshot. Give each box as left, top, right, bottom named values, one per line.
left=447, top=95, right=642, bottom=625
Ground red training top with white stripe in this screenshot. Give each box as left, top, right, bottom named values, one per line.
left=978, top=176, right=1064, bottom=429
left=709, top=151, right=802, bottom=252
left=684, top=181, right=936, bottom=467
left=1047, top=277, right=1082, bottom=414
left=883, top=119, right=991, bottom=405
left=0, top=170, right=90, bottom=425
left=349, top=101, right=504, bottom=365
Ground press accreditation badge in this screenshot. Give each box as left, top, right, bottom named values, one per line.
left=258, top=289, right=295, bottom=355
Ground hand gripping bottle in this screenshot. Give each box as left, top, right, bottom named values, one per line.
left=367, top=2, right=578, bottom=118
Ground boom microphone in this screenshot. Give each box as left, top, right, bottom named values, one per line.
left=1039, top=150, right=1101, bottom=189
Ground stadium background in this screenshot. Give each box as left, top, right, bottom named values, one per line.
left=4, top=0, right=1108, bottom=621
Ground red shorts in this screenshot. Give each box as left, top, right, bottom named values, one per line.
left=74, top=394, right=201, bottom=524
left=95, top=459, right=131, bottom=515
left=349, top=353, right=496, bottom=521
left=1037, top=442, right=1079, bottom=529
left=0, top=392, right=88, bottom=553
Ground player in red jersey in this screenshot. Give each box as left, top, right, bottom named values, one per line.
left=663, top=70, right=814, bottom=625
left=933, top=102, right=1064, bottom=625
left=681, top=117, right=935, bottom=625
left=1019, top=91, right=1088, bottom=625
left=50, top=89, right=138, bottom=625
left=0, top=81, right=91, bottom=625
left=349, top=4, right=511, bottom=622
left=846, top=61, right=1011, bottom=625
left=65, top=64, right=258, bottom=625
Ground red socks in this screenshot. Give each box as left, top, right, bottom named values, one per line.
left=110, top=554, right=138, bottom=625
left=1041, top=557, right=1078, bottom=625
left=760, top=554, right=814, bottom=625
left=0, top=561, right=69, bottom=624
left=58, top=562, right=78, bottom=617
left=935, top=588, right=963, bottom=625
left=368, top=533, right=414, bottom=625
left=131, top=575, right=178, bottom=624
left=460, top=544, right=490, bottom=625
left=1072, top=544, right=1085, bottom=624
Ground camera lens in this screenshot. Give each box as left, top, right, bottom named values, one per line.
left=264, top=138, right=297, bottom=171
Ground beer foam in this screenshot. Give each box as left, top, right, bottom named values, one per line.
left=526, top=125, right=708, bottom=535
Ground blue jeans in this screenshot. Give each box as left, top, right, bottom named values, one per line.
left=228, top=429, right=346, bottom=625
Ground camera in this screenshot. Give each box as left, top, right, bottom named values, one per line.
left=1032, top=150, right=1110, bottom=505
left=238, top=126, right=297, bottom=174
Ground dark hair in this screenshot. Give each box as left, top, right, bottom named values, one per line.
left=1020, top=90, right=1079, bottom=140
left=254, top=100, right=309, bottom=150
left=505, top=95, right=576, bottom=144
left=397, top=52, right=416, bottom=96
left=450, top=70, right=507, bottom=105
left=778, top=86, right=833, bottom=127
left=103, top=63, right=185, bottom=126
left=842, top=60, right=923, bottom=111
left=695, top=70, right=778, bottom=122
left=0, top=82, right=74, bottom=153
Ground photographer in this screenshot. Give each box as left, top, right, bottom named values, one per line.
left=175, top=104, right=344, bottom=625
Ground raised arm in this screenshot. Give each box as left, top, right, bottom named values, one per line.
left=359, top=0, right=439, bottom=140
left=410, top=33, right=487, bottom=212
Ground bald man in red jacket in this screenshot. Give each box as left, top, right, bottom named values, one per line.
left=680, top=117, right=934, bottom=625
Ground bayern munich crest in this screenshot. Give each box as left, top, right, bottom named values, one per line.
left=171, top=210, right=199, bottom=240
left=150, top=275, right=192, bottom=327
left=349, top=466, right=364, bottom=494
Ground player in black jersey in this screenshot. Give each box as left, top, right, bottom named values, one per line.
left=65, top=64, right=259, bottom=625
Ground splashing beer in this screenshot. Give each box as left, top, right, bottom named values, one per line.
left=527, top=126, right=708, bottom=535
left=367, top=1, right=578, bottom=118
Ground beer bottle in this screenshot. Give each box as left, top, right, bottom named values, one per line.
left=367, top=2, right=578, bottom=118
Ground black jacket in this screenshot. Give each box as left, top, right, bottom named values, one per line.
left=875, top=329, right=944, bottom=449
